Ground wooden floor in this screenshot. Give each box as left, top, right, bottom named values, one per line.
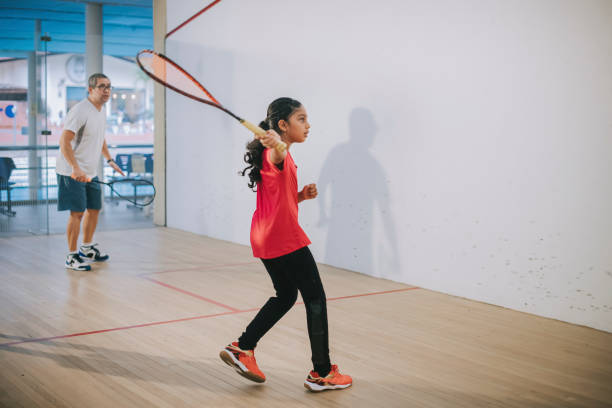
left=0, top=200, right=154, bottom=237
left=0, top=228, right=611, bottom=408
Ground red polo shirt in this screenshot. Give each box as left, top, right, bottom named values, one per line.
left=250, top=149, right=311, bottom=259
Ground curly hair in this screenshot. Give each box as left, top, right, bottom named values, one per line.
left=240, top=97, right=302, bottom=190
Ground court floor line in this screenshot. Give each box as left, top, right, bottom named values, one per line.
left=142, top=277, right=241, bottom=312
left=0, top=287, right=419, bottom=347
left=138, top=261, right=258, bottom=277
left=0, top=309, right=258, bottom=347
left=140, top=263, right=420, bottom=308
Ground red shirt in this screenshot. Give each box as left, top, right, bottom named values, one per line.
left=250, top=149, right=311, bottom=259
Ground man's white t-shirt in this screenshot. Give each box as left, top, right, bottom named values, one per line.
left=55, top=98, right=106, bottom=178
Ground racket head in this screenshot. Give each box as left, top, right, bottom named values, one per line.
left=135, top=50, right=285, bottom=151
left=102, top=178, right=156, bottom=207
left=136, top=49, right=224, bottom=110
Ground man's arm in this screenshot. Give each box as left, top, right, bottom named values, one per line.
left=102, top=140, right=125, bottom=177
left=59, top=129, right=87, bottom=182
left=102, top=140, right=112, bottom=162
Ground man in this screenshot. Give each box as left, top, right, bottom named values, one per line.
left=56, top=73, right=125, bottom=271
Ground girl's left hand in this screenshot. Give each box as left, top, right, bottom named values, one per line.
left=300, top=183, right=318, bottom=201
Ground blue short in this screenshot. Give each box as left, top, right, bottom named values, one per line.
left=57, top=174, right=102, bottom=212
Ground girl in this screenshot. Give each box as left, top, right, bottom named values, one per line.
left=219, top=97, right=352, bottom=392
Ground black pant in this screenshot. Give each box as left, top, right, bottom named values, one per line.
left=238, top=246, right=331, bottom=375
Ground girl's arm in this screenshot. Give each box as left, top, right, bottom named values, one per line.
left=258, top=130, right=286, bottom=164
left=298, top=183, right=318, bottom=203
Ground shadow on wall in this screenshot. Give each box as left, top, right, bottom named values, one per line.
left=318, top=107, right=400, bottom=277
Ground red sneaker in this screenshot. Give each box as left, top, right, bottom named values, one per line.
left=219, top=342, right=266, bottom=383
left=304, top=364, right=352, bottom=392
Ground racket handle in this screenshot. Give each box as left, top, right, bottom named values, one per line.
left=240, top=119, right=287, bottom=152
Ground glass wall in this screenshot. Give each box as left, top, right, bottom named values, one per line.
left=0, top=53, right=154, bottom=236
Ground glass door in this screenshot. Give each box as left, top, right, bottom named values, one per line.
left=0, top=40, right=51, bottom=236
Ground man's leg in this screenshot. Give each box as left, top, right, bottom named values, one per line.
left=78, top=180, right=108, bottom=262
left=58, top=174, right=86, bottom=252
left=82, top=209, right=100, bottom=244
left=58, top=174, right=90, bottom=271
left=65, top=210, right=90, bottom=271
left=67, top=211, right=84, bottom=252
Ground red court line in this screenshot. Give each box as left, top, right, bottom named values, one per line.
left=166, top=0, right=222, bottom=38
left=0, top=286, right=420, bottom=347
left=142, top=277, right=240, bottom=312
left=327, top=287, right=420, bottom=301
left=294, top=287, right=420, bottom=306
left=0, top=309, right=259, bottom=347
left=139, top=261, right=257, bottom=277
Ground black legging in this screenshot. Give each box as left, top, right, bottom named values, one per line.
left=238, top=246, right=331, bottom=376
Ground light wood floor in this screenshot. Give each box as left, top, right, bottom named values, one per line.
left=0, top=228, right=611, bottom=408
left=0, top=200, right=154, bottom=237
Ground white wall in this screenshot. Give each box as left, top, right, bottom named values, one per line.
left=166, top=0, right=612, bottom=332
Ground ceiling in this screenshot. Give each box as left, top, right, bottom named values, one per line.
left=0, top=0, right=153, bottom=58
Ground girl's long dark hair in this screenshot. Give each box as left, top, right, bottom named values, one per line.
left=240, top=97, right=302, bottom=190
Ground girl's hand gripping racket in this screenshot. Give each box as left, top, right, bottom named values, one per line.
left=136, top=49, right=287, bottom=152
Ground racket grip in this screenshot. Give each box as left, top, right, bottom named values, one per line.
left=241, top=119, right=287, bottom=152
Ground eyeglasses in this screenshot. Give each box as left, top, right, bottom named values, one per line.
left=96, top=84, right=112, bottom=91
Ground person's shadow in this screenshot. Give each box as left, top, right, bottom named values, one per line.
left=318, top=108, right=399, bottom=278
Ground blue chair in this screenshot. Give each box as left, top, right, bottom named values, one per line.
left=128, top=153, right=156, bottom=209
left=130, top=153, right=146, bottom=175
left=106, top=153, right=132, bottom=204
left=0, top=157, right=16, bottom=216
left=113, top=153, right=132, bottom=177
left=144, top=153, right=153, bottom=177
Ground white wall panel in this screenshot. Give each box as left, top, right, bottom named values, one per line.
left=166, top=0, right=612, bottom=331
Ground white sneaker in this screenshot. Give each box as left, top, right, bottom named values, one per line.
left=79, top=243, right=109, bottom=262
left=65, top=253, right=91, bottom=271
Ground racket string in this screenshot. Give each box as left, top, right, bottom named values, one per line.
left=138, top=51, right=219, bottom=104
left=96, top=179, right=155, bottom=207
